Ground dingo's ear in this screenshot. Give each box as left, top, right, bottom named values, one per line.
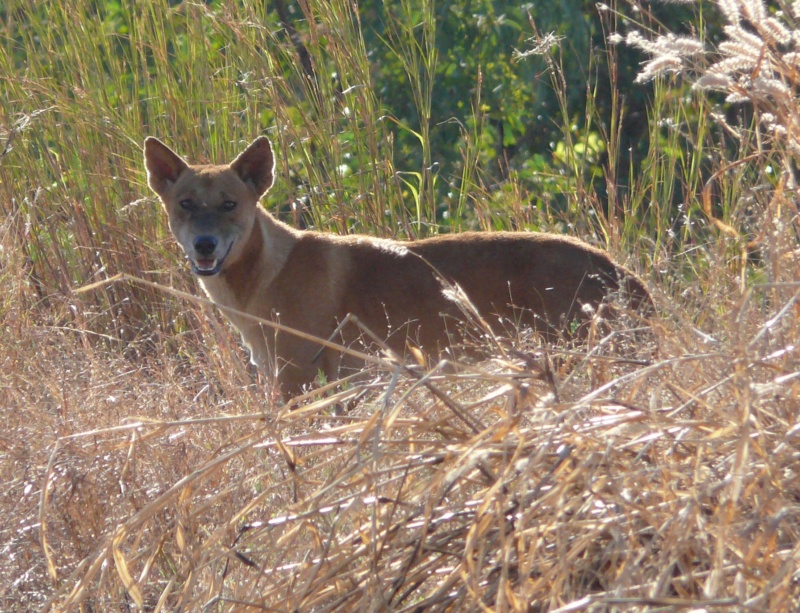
left=144, top=137, right=188, bottom=197
left=230, top=136, right=275, bottom=198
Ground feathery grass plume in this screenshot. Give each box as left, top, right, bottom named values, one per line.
left=635, top=54, right=684, bottom=83
left=625, top=31, right=705, bottom=83
left=623, top=0, right=800, bottom=157
left=512, top=32, right=565, bottom=59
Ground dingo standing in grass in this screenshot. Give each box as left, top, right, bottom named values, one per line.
left=144, top=136, right=652, bottom=396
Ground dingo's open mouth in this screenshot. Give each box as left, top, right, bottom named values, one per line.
left=191, top=242, right=233, bottom=276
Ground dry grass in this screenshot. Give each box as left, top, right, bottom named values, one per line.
left=3, top=0, right=800, bottom=610
left=4, top=261, right=800, bottom=610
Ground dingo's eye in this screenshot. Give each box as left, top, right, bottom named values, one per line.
left=221, top=200, right=237, bottom=211
left=179, top=199, right=195, bottom=211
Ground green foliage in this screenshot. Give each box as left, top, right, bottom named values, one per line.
left=0, top=0, right=759, bottom=318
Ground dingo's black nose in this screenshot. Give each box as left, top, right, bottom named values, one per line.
left=194, top=236, right=218, bottom=256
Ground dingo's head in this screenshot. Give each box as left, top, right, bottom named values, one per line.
left=144, top=137, right=275, bottom=276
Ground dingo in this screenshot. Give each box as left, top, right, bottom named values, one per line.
left=144, top=136, right=652, bottom=395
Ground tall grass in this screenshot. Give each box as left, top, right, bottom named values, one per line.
left=2, top=0, right=800, bottom=610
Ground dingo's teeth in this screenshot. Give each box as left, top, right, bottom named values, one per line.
left=195, top=259, right=217, bottom=270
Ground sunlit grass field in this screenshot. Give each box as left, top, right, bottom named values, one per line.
left=2, top=0, right=799, bottom=610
